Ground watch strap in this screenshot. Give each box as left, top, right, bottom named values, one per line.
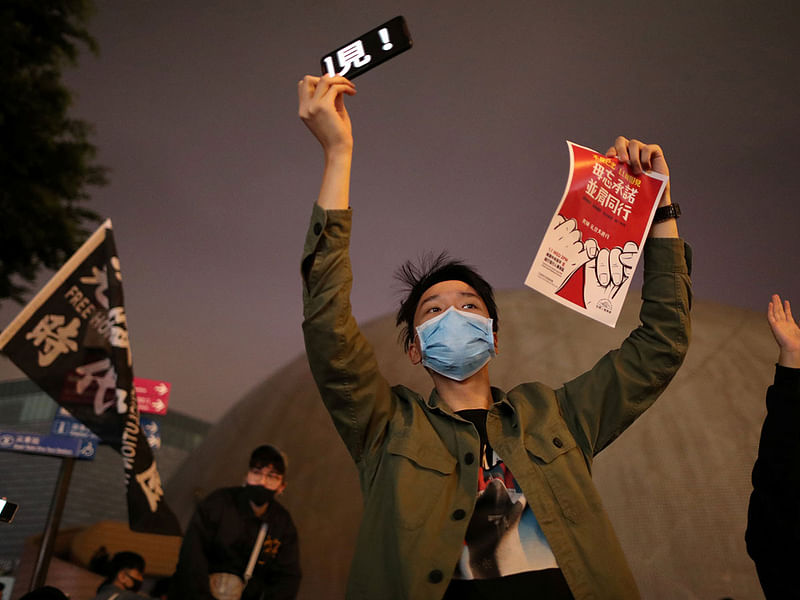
left=653, top=203, right=681, bottom=223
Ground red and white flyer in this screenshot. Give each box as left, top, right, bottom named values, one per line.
left=525, top=142, right=669, bottom=327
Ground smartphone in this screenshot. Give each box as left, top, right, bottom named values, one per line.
left=320, top=16, right=413, bottom=80
left=0, top=498, right=19, bottom=523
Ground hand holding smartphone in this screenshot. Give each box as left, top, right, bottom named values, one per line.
left=0, top=497, right=19, bottom=523
left=320, top=16, right=413, bottom=80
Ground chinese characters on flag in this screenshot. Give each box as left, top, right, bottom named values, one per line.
left=0, top=220, right=180, bottom=535
left=525, top=142, right=669, bottom=327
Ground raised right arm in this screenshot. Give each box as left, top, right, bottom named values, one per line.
left=746, top=296, right=800, bottom=597
left=297, top=74, right=355, bottom=210
left=298, top=75, right=395, bottom=469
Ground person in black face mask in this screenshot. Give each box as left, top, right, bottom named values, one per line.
left=92, top=551, right=146, bottom=599
left=170, top=445, right=301, bottom=600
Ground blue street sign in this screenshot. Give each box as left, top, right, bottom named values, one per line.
left=51, top=412, right=98, bottom=440
left=0, top=430, right=96, bottom=460
left=51, top=408, right=160, bottom=449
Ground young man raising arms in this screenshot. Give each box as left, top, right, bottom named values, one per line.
left=299, top=74, right=690, bottom=600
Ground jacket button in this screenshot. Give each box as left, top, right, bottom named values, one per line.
left=313, top=222, right=322, bottom=235
left=552, top=437, right=563, bottom=448
left=452, top=509, right=466, bottom=521
left=464, top=452, right=474, bottom=465
left=428, top=569, right=443, bottom=583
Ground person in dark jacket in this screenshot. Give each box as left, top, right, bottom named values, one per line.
left=170, top=445, right=301, bottom=600
left=746, top=294, right=800, bottom=598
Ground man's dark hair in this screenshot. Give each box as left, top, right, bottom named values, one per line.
left=250, top=445, right=287, bottom=476
left=395, top=252, right=499, bottom=352
left=109, top=550, right=145, bottom=576
left=19, top=586, right=69, bottom=600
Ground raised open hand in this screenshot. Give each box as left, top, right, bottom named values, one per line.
left=767, top=294, right=800, bottom=368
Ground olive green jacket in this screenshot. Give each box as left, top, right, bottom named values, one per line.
left=301, top=205, right=692, bottom=600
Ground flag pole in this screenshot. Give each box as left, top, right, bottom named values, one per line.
left=30, top=457, right=75, bottom=591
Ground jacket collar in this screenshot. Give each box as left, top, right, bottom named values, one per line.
left=425, top=386, right=515, bottom=419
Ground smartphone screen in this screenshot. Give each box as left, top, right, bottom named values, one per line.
left=320, top=16, right=413, bottom=80
left=0, top=498, right=19, bottom=523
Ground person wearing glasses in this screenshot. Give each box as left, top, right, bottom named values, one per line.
left=170, top=445, right=301, bottom=599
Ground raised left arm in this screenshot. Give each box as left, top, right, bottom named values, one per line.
left=560, top=137, right=691, bottom=456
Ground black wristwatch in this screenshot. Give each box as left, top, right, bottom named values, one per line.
left=653, top=203, right=681, bottom=223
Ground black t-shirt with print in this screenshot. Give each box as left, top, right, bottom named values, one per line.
left=445, top=409, right=574, bottom=599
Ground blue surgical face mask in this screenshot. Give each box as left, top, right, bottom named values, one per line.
left=415, top=306, right=495, bottom=381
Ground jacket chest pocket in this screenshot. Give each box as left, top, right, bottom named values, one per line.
left=384, top=435, right=457, bottom=530
left=524, top=432, right=595, bottom=523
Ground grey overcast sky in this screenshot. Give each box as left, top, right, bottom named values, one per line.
left=1, top=0, right=798, bottom=422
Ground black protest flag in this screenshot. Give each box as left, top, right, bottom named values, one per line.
left=0, top=220, right=181, bottom=535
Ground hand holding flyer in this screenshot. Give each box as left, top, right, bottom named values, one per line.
left=525, top=142, right=669, bottom=327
